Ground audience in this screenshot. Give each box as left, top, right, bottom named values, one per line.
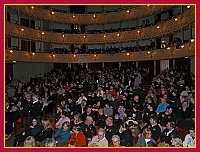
left=7, top=65, right=195, bottom=148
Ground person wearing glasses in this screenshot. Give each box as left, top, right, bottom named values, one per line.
left=13, top=118, right=41, bottom=146
left=67, top=125, right=87, bottom=147
left=88, top=128, right=108, bottom=147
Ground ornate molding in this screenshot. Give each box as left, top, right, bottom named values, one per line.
left=6, top=6, right=194, bottom=45
left=6, top=42, right=195, bottom=63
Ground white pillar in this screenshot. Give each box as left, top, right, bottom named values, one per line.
left=86, top=63, right=88, bottom=69
left=136, top=61, right=138, bottom=70
left=119, top=62, right=121, bottom=69
left=102, top=62, right=104, bottom=68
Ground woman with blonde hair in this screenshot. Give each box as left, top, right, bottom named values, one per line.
left=24, top=136, right=36, bottom=147
left=136, top=128, right=156, bottom=147
left=35, top=118, right=53, bottom=145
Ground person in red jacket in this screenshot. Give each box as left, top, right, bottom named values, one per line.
left=67, top=125, right=87, bottom=147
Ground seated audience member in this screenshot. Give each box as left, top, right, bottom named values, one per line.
left=141, top=117, right=161, bottom=141
left=183, top=127, right=195, bottom=147
left=55, top=106, right=63, bottom=122
left=160, top=121, right=180, bottom=145
left=81, top=106, right=96, bottom=122
left=156, top=98, right=169, bottom=114
left=88, top=128, right=108, bottom=147
left=110, top=135, right=122, bottom=147
left=5, top=104, right=20, bottom=139
left=136, top=128, right=156, bottom=147
left=104, top=117, right=118, bottom=144
left=55, top=111, right=70, bottom=129
left=158, top=106, right=176, bottom=132
left=170, top=136, right=183, bottom=147
left=113, top=113, right=123, bottom=130
left=104, top=102, right=113, bottom=117
left=118, top=124, right=133, bottom=147
left=71, top=113, right=83, bottom=126
left=53, top=122, right=71, bottom=146
left=35, top=118, right=53, bottom=145
left=80, top=116, right=96, bottom=142
left=96, top=107, right=106, bottom=128
left=143, top=104, right=157, bottom=125
left=24, top=136, right=36, bottom=147
left=13, top=118, right=41, bottom=146
left=67, top=125, right=87, bottom=147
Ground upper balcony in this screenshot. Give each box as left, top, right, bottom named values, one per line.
left=5, top=6, right=195, bottom=45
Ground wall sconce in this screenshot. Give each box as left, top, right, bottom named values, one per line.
left=157, top=26, right=160, bottom=29
left=180, top=44, right=184, bottom=48
left=7, top=49, right=13, bottom=61
left=190, top=39, right=194, bottom=42
left=30, top=52, right=35, bottom=60
left=73, top=54, right=76, bottom=58
left=52, top=54, right=55, bottom=60
left=93, top=14, right=96, bottom=18
left=126, top=52, right=130, bottom=56
left=51, top=11, right=55, bottom=15
left=166, top=47, right=171, bottom=50
left=31, top=6, right=34, bottom=9
left=174, top=18, right=178, bottom=21
left=147, top=51, right=153, bottom=58
left=187, top=5, right=190, bottom=8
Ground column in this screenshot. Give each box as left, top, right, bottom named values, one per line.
left=119, top=62, right=121, bottom=69
left=136, top=61, right=138, bottom=70
left=173, top=59, right=175, bottom=69
left=189, top=56, right=195, bottom=74
left=68, top=63, right=71, bottom=68
left=154, top=60, right=156, bottom=76
left=86, top=63, right=88, bottom=69
left=102, top=62, right=104, bottom=68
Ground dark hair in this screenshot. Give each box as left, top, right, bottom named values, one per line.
left=169, top=121, right=176, bottom=128
left=62, top=121, right=70, bottom=127
left=61, top=111, right=68, bottom=117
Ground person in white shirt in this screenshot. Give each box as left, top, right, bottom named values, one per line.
left=88, top=128, right=108, bottom=147
left=77, top=93, right=87, bottom=105
left=55, top=111, right=70, bottom=129
left=183, top=128, right=195, bottom=147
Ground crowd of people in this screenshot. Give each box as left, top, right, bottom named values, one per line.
left=5, top=64, right=195, bottom=147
